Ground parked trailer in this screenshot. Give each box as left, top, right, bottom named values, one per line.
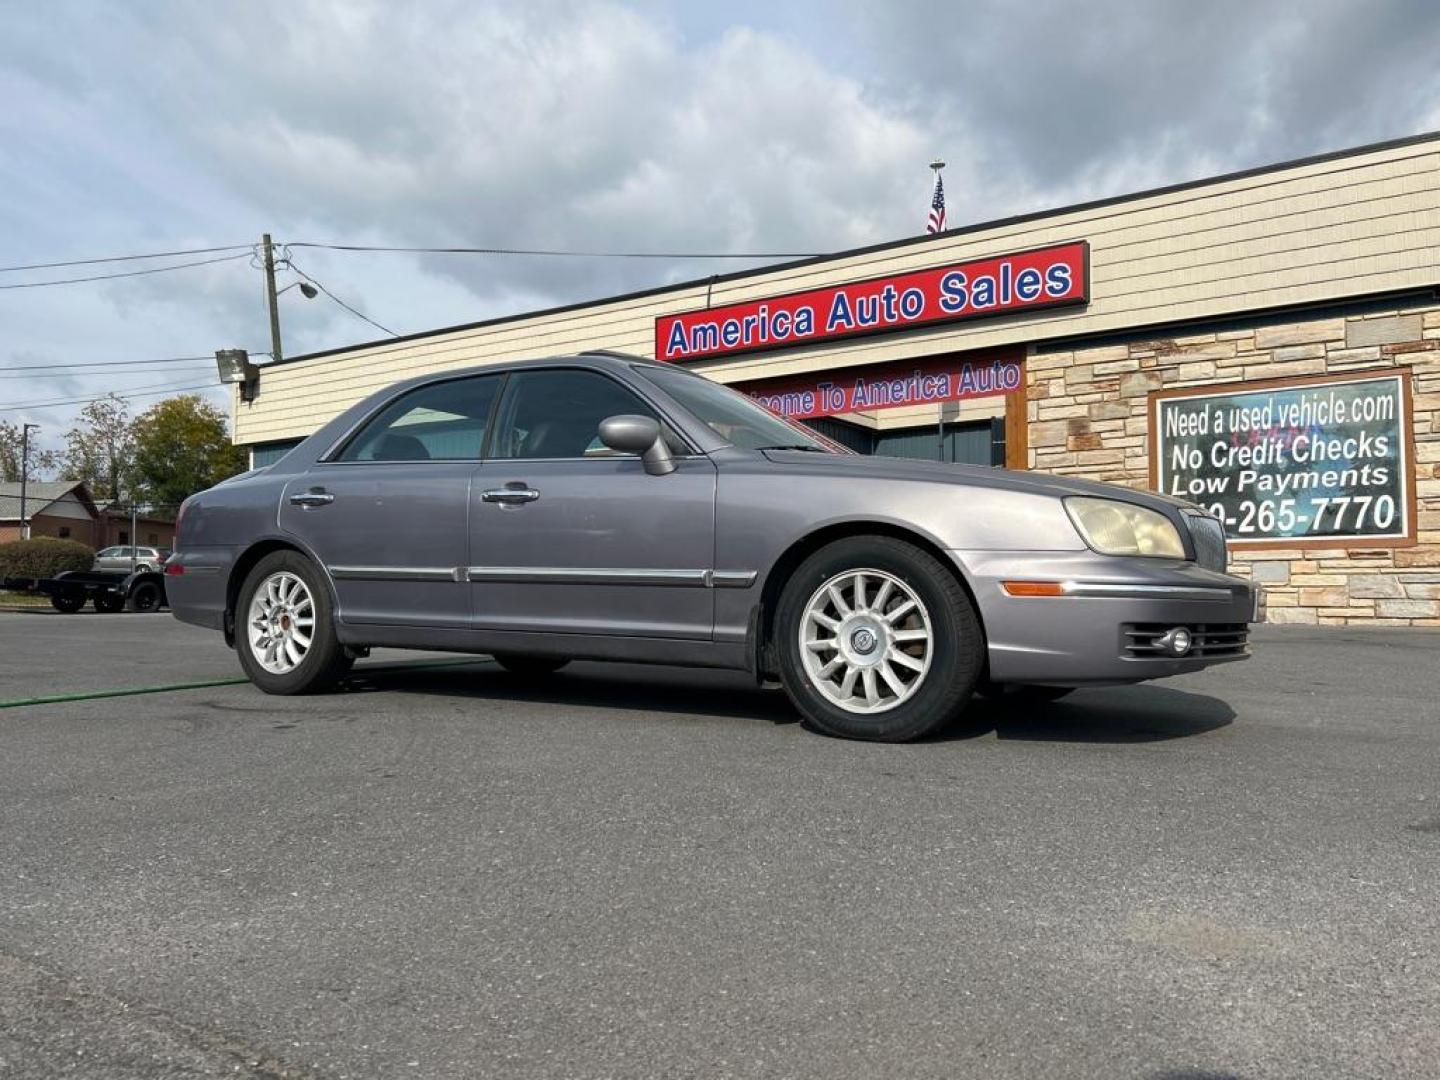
left=2, top=569, right=169, bottom=613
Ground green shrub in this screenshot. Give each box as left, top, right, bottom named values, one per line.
left=0, top=537, right=95, bottom=581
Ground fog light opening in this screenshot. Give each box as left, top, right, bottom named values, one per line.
left=1158, top=626, right=1193, bottom=656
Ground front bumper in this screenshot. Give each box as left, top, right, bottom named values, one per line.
left=954, top=550, right=1260, bottom=686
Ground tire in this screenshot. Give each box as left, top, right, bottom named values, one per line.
left=50, top=593, right=85, bottom=614
left=490, top=653, right=570, bottom=677
left=774, top=536, right=984, bottom=742
left=125, top=581, right=163, bottom=613
left=93, top=593, right=125, bottom=613
left=235, top=550, right=353, bottom=695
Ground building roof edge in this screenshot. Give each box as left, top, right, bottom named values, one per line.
left=271, top=128, right=1440, bottom=368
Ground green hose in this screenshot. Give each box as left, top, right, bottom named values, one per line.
left=0, top=657, right=492, bottom=710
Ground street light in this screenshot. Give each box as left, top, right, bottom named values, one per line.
left=277, top=281, right=319, bottom=299
left=18, top=423, right=38, bottom=540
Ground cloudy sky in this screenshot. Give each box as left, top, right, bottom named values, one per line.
left=3, top=0, right=1440, bottom=457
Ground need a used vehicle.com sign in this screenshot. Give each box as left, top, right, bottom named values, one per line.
left=1151, top=370, right=1415, bottom=546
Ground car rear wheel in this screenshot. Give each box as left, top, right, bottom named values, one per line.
left=236, top=551, right=352, bottom=695
left=93, top=593, right=125, bottom=613
left=775, top=536, right=984, bottom=742
left=125, top=580, right=163, bottom=613
left=50, top=593, right=85, bottom=613
left=490, top=653, right=570, bottom=677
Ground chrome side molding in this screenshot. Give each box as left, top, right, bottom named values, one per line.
left=328, top=566, right=462, bottom=582
left=1061, top=582, right=1235, bottom=601
left=326, top=565, right=760, bottom=589
left=465, top=566, right=709, bottom=587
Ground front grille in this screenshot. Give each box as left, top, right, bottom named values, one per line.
left=1122, top=622, right=1249, bottom=659
left=1182, top=510, right=1228, bottom=573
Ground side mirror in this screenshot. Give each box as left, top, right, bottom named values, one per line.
left=598, top=414, right=676, bottom=476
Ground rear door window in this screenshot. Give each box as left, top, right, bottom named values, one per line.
left=338, top=375, right=502, bottom=462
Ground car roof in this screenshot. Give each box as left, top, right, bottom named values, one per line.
left=381, top=350, right=676, bottom=391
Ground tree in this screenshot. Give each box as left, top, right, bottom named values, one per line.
left=59, top=394, right=135, bottom=501
left=130, top=395, right=248, bottom=510
left=0, top=421, right=59, bottom=482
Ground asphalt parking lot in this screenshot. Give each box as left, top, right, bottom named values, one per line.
left=1, top=611, right=1436, bottom=1080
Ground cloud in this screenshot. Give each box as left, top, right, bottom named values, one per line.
left=844, top=0, right=1440, bottom=218
left=80, top=2, right=933, bottom=303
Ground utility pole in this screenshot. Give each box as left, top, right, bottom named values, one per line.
left=18, top=423, right=38, bottom=540
left=262, top=233, right=284, bottom=364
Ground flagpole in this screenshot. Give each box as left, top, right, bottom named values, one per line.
left=926, top=157, right=946, bottom=235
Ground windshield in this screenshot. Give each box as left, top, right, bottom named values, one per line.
left=637, top=365, right=841, bottom=453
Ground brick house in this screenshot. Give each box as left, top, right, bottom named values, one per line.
left=0, top=481, right=176, bottom=548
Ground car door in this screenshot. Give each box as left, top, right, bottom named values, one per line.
left=278, top=373, right=502, bottom=629
left=470, top=367, right=718, bottom=639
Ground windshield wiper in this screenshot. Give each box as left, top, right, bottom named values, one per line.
left=755, top=443, right=830, bottom=453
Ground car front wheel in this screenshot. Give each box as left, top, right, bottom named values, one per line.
left=236, top=551, right=352, bottom=694
left=775, top=536, right=984, bottom=742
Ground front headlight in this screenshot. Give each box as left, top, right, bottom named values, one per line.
left=1064, top=497, right=1185, bottom=558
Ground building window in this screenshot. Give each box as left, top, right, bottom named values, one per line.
left=147, top=532, right=158, bottom=545
left=58, top=526, right=71, bottom=539
left=119, top=531, right=129, bottom=544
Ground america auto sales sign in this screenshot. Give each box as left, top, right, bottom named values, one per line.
left=655, top=240, right=1089, bottom=363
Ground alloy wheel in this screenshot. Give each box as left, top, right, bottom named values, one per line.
left=247, top=570, right=316, bottom=675
left=798, top=568, right=933, bottom=714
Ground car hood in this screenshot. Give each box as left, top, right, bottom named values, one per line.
left=758, top=450, right=1196, bottom=512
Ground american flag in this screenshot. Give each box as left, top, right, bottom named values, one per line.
left=926, top=173, right=946, bottom=234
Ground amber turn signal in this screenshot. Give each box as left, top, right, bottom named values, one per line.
left=1001, top=580, right=1066, bottom=597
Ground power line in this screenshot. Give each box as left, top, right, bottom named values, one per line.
left=0, top=252, right=252, bottom=290
left=287, top=240, right=823, bottom=259
left=0, top=364, right=215, bottom=381
left=0, top=244, right=252, bottom=274
left=0, top=351, right=269, bottom=374
left=0, top=355, right=213, bottom=374
left=286, top=259, right=399, bottom=338
left=0, top=380, right=223, bottom=413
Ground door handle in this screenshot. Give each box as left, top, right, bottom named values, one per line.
left=481, top=487, right=540, bottom=504
left=289, top=489, right=334, bottom=507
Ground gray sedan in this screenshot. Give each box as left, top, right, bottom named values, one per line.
left=168, top=352, right=1259, bottom=741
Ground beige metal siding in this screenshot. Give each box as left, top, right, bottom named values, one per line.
left=235, top=139, right=1440, bottom=445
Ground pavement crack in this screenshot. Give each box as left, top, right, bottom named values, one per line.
left=0, top=948, right=337, bottom=1079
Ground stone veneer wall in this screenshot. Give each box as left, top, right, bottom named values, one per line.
left=1026, top=302, right=1440, bottom=626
